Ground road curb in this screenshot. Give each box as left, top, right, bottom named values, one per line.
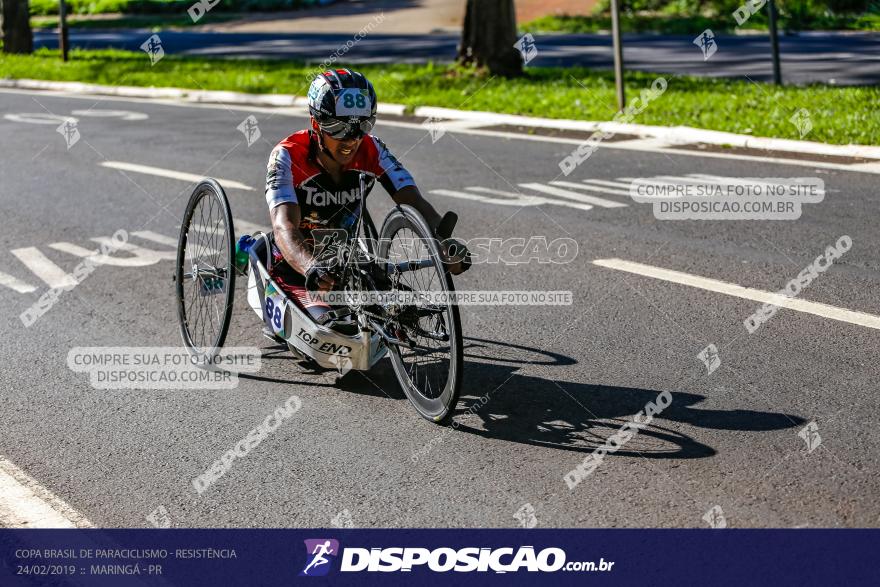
left=2, top=78, right=877, bottom=159
left=0, top=78, right=407, bottom=116
left=412, top=106, right=880, bottom=160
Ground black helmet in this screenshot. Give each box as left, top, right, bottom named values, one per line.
left=307, top=69, right=377, bottom=139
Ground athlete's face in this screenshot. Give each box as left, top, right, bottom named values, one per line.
left=322, top=131, right=363, bottom=165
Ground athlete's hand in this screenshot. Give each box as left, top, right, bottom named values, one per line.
left=305, top=262, right=336, bottom=292
left=441, top=238, right=471, bottom=275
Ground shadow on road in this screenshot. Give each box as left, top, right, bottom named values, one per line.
left=253, top=336, right=805, bottom=461
left=447, top=337, right=805, bottom=459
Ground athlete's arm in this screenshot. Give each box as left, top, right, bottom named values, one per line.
left=270, top=204, right=334, bottom=290
left=392, top=185, right=470, bottom=275
left=265, top=144, right=334, bottom=288
left=390, top=185, right=442, bottom=232
left=269, top=203, right=310, bottom=274
left=370, top=135, right=469, bottom=274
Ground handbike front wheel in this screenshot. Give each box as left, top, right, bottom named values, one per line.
left=378, top=205, right=463, bottom=423
left=174, top=178, right=236, bottom=362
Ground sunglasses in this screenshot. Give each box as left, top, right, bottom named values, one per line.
left=319, top=116, right=376, bottom=140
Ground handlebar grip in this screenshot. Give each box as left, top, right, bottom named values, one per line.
left=436, top=211, right=458, bottom=240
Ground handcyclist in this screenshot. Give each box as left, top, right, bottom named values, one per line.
left=262, top=68, right=470, bottom=329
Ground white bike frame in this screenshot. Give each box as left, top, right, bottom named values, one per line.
left=245, top=235, right=388, bottom=372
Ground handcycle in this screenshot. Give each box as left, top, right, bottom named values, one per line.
left=173, top=174, right=463, bottom=423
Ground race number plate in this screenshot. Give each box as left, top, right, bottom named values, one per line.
left=264, top=283, right=286, bottom=338
left=335, top=89, right=371, bottom=117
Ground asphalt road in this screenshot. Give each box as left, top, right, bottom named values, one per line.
left=32, top=30, right=880, bottom=85
left=0, top=87, right=878, bottom=529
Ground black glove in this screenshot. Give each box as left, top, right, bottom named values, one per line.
left=435, top=212, right=470, bottom=274
left=304, top=240, right=344, bottom=292
left=305, top=262, right=335, bottom=292
left=444, top=238, right=472, bottom=274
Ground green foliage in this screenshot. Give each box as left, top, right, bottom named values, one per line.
left=593, top=0, right=872, bottom=15
left=1, top=49, right=876, bottom=145
left=29, top=0, right=320, bottom=17
left=572, top=0, right=879, bottom=31
left=523, top=13, right=718, bottom=34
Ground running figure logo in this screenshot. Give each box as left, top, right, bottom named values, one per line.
left=300, top=539, right=340, bottom=576
left=697, top=344, right=721, bottom=375
left=237, top=115, right=261, bottom=147
left=514, top=33, right=538, bottom=65
left=139, top=34, right=165, bottom=65
left=693, top=29, right=717, bottom=60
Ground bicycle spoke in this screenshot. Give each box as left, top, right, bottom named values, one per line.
left=178, top=186, right=234, bottom=356
left=386, top=223, right=452, bottom=401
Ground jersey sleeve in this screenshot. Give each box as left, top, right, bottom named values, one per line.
left=265, top=145, right=297, bottom=209
left=369, top=135, right=415, bottom=194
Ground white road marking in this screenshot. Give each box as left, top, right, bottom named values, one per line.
left=0, top=222, right=268, bottom=294
left=687, top=173, right=826, bottom=195
left=49, top=240, right=171, bottom=266
left=650, top=175, right=712, bottom=185
left=431, top=188, right=544, bottom=208
left=594, top=258, right=880, bottom=331
left=99, top=161, right=255, bottom=191
left=0, top=271, right=37, bottom=293
left=71, top=109, right=148, bottom=121
left=548, top=181, right=631, bottom=202
left=522, top=182, right=625, bottom=208
left=131, top=230, right=179, bottom=247
left=847, top=161, right=880, bottom=173
left=469, top=186, right=596, bottom=211
left=11, top=247, right=77, bottom=289
left=92, top=237, right=176, bottom=261
left=465, top=186, right=529, bottom=200
left=0, top=455, right=93, bottom=528
left=4, top=112, right=77, bottom=125
left=581, top=178, right=634, bottom=190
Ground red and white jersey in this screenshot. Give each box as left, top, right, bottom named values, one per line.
left=265, top=130, right=414, bottom=235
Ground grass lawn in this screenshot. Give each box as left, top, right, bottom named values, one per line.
left=521, top=13, right=880, bottom=34
left=31, top=13, right=245, bottom=30
left=1, top=48, right=876, bottom=145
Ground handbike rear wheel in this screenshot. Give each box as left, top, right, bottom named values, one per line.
left=174, top=179, right=236, bottom=362
left=378, top=205, right=463, bottom=423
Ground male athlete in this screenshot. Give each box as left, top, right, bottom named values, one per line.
left=264, top=69, right=469, bottom=327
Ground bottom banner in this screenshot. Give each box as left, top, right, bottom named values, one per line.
left=1, top=529, right=876, bottom=586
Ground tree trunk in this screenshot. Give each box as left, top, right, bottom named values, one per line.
left=2, top=0, right=33, bottom=54
left=458, top=0, right=523, bottom=78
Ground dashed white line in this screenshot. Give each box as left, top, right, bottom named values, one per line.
left=431, top=187, right=576, bottom=209
left=593, top=258, right=880, bottom=331
left=0, top=456, right=93, bottom=528
left=546, top=181, right=630, bottom=204
left=431, top=188, right=534, bottom=207
left=131, top=230, right=180, bottom=248
left=99, top=161, right=255, bottom=191
left=471, top=185, right=597, bottom=211
left=520, top=182, right=619, bottom=208
left=10, top=247, right=77, bottom=289
left=0, top=271, right=37, bottom=293
left=687, top=173, right=826, bottom=195
left=581, top=178, right=633, bottom=191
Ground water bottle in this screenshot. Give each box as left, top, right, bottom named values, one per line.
left=235, top=234, right=254, bottom=273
